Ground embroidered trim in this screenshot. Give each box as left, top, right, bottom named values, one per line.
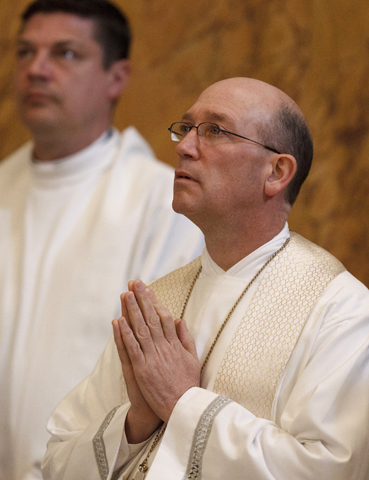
left=93, top=406, right=120, bottom=480
left=213, top=233, right=346, bottom=419
left=184, top=396, right=231, bottom=480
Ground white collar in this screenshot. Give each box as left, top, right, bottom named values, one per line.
left=31, top=128, right=119, bottom=188
left=201, top=223, right=290, bottom=281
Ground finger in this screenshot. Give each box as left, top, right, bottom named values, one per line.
left=120, top=281, right=136, bottom=323
left=125, top=291, right=156, bottom=354
left=120, top=293, right=130, bottom=325
left=154, top=303, right=179, bottom=342
left=113, top=318, right=145, bottom=401
left=175, top=318, right=198, bottom=357
left=145, top=287, right=178, bottom=342
left=131, top=281, right=167, bottom=344
left=112, top=318, right=132, bottom=367
left=117, top=315, right=148, bottom=367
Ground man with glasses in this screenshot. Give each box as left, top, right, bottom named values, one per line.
left=43, top=77, right=369, bottom=480
left=0, top=1, right=204, bottom=479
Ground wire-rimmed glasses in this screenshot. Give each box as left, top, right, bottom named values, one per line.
left=168, top=122, right=281, bottom=154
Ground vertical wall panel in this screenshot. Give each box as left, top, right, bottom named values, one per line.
left=0, top=0, right=368, bottom=285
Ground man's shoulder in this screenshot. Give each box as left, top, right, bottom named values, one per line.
left=287, top=233, right=369, bottom=307
left=0, top=142, right=33, bottom=192
left=117, top=127, right=174, bottom=176
left=0, top=141, right=33, bottom=171
left=112, top=127, right=176, bottom=201
left=289, top=232, right=345, bottom=275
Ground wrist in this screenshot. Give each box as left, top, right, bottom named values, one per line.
left=125, top=408, right=162, bottom=444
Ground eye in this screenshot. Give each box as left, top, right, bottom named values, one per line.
left=210, top=124, right=221, bottom=135
left=16, top=47, right=34, bottom=60
left=56, top=49, right=75, bottom=60
left=63, top=49, right=75, bottom=60
left=179, top=124, right=192, bottom=135
left=51, top=47, right=79, bottom=61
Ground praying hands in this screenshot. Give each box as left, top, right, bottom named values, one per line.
left=112, top=280, right=201, bottom=444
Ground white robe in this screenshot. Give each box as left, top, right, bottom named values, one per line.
left=42, top=226, right=369, bottom=480
left=0, top=127, right=204, bottom=480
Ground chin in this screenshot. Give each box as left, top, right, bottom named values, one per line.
left=172, top=199, right=185, bottom=215
left=173, top=192, right=191, bottom=214
left=173, top=200, right=200, bottom=228
left=22, top=113, right=60, bottom=133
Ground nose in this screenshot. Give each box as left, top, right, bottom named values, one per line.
left=175, top=129, right=200, bottom=161
left=25, top=50, right=53, bottom=79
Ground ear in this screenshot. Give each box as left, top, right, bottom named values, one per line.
left=107, top=59, right=131, bottom=101
left=264, top=154, right=297, bottom=198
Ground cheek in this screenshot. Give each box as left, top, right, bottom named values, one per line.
left=62, top=75, right=103, bottom=106
left=203, top=171, right=237, bottom=208
left=213, top=162, right=262, bottom=204
left=209, top=162, right=245, bottom=191
left=75, top=74, right=110, bottom=103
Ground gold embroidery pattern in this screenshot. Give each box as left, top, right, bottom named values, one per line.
left=150, top=257, right=202, bottom=319
left=213, top=233, right=345, bottom=419
left=184, top=396, right=232, bottom=480
left=93, top=406, right=120, bottom=480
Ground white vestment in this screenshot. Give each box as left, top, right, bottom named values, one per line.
left=42, top=225, right=369, bottom=480
left=0, top=127, right=204, bottom=480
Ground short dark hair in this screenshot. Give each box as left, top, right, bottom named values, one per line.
left=21, top=0, right=131, bottom=69
left=260, top=103, right=314, bottom=206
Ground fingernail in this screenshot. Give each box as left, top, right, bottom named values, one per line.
left=126, top=291, right=134, bottom=302
left=136, top=280, right=144, bottom=290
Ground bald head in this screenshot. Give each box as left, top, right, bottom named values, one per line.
left=197, top=77, right=300, bottom=122
left=194, top=78, right=313, bottom=205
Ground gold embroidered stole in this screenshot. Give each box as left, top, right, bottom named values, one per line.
left=150, top=233, right=345, bottom=420
left=150, top=256, right=202, bottom=319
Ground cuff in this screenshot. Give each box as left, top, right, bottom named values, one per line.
left=148, top=387, right=219, bottom=480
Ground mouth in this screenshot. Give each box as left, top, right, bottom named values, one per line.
left=175, top=170, right=197, bottom=182
left=22, top=91, right=56, bottom=104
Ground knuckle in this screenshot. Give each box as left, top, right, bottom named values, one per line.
left=137, top=324, right=150, bottom=339
left=130, top=342, right=142, bottom=356
left=146, top=313, right=161, bottom=328
left=155, top=304, right=171, bottom=320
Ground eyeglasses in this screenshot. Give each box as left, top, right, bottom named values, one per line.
left=168, top=122, right=281, bottom=154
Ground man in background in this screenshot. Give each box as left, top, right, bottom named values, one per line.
left=43, top=77, right=369, bottom=480
left=0, top=1, right=203, bottom=479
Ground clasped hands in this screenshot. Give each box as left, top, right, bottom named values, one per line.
left=112, top=280, right=200, bottom=444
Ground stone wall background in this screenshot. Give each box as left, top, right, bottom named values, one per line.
left=0, top=0, right=368, bottom=286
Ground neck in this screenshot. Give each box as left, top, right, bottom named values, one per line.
left=203, top=212, right=289, bottom=271
left=31, top=123, right=111, bottom=161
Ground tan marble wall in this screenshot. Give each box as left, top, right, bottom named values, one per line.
left=1, top=0, right=368, bottom=286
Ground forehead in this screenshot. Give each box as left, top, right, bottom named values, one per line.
left=19, top=12, right=98, bottom=46
left=183, top=83, right=266, bottom=130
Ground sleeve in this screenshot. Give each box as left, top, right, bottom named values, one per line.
left=41, top=337, right=149, bottom=480
left=21, top=465, right=43, bottom=480
left=148, top=274, right=369, bottom=480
